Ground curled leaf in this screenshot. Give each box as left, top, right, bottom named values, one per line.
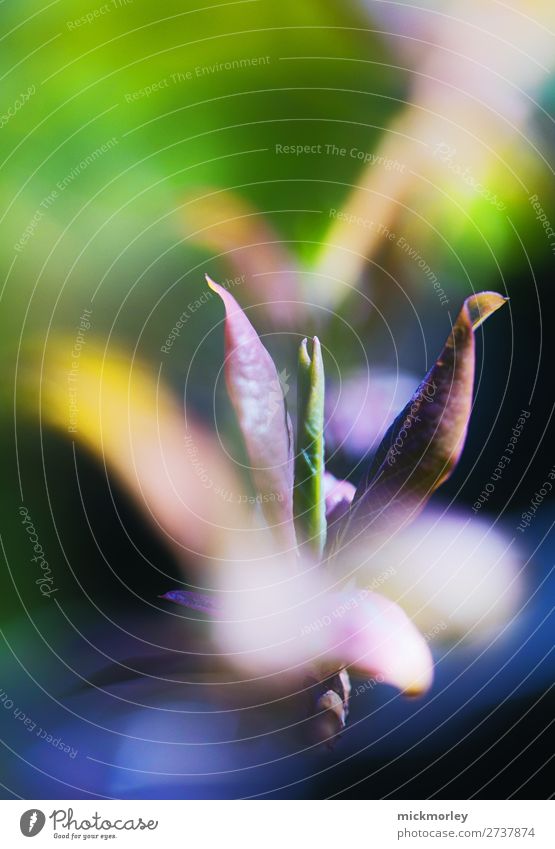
left=294, top=337, right=326, bottom=558
left=207, top=275, right=297, bottom=550
left=334, top=292, right=507, bottom=551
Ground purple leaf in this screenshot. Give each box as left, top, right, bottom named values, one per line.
left=324, top=472, right=356, bottom=548
left=207, top=276, right=297, bottom=550
left=334, top=292, right=507, bottom=551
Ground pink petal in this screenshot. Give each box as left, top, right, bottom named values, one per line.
left=324, top=472, right=356, bottom=517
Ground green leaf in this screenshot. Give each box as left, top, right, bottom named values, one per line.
left=294, top=337, right=326, bottom=558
